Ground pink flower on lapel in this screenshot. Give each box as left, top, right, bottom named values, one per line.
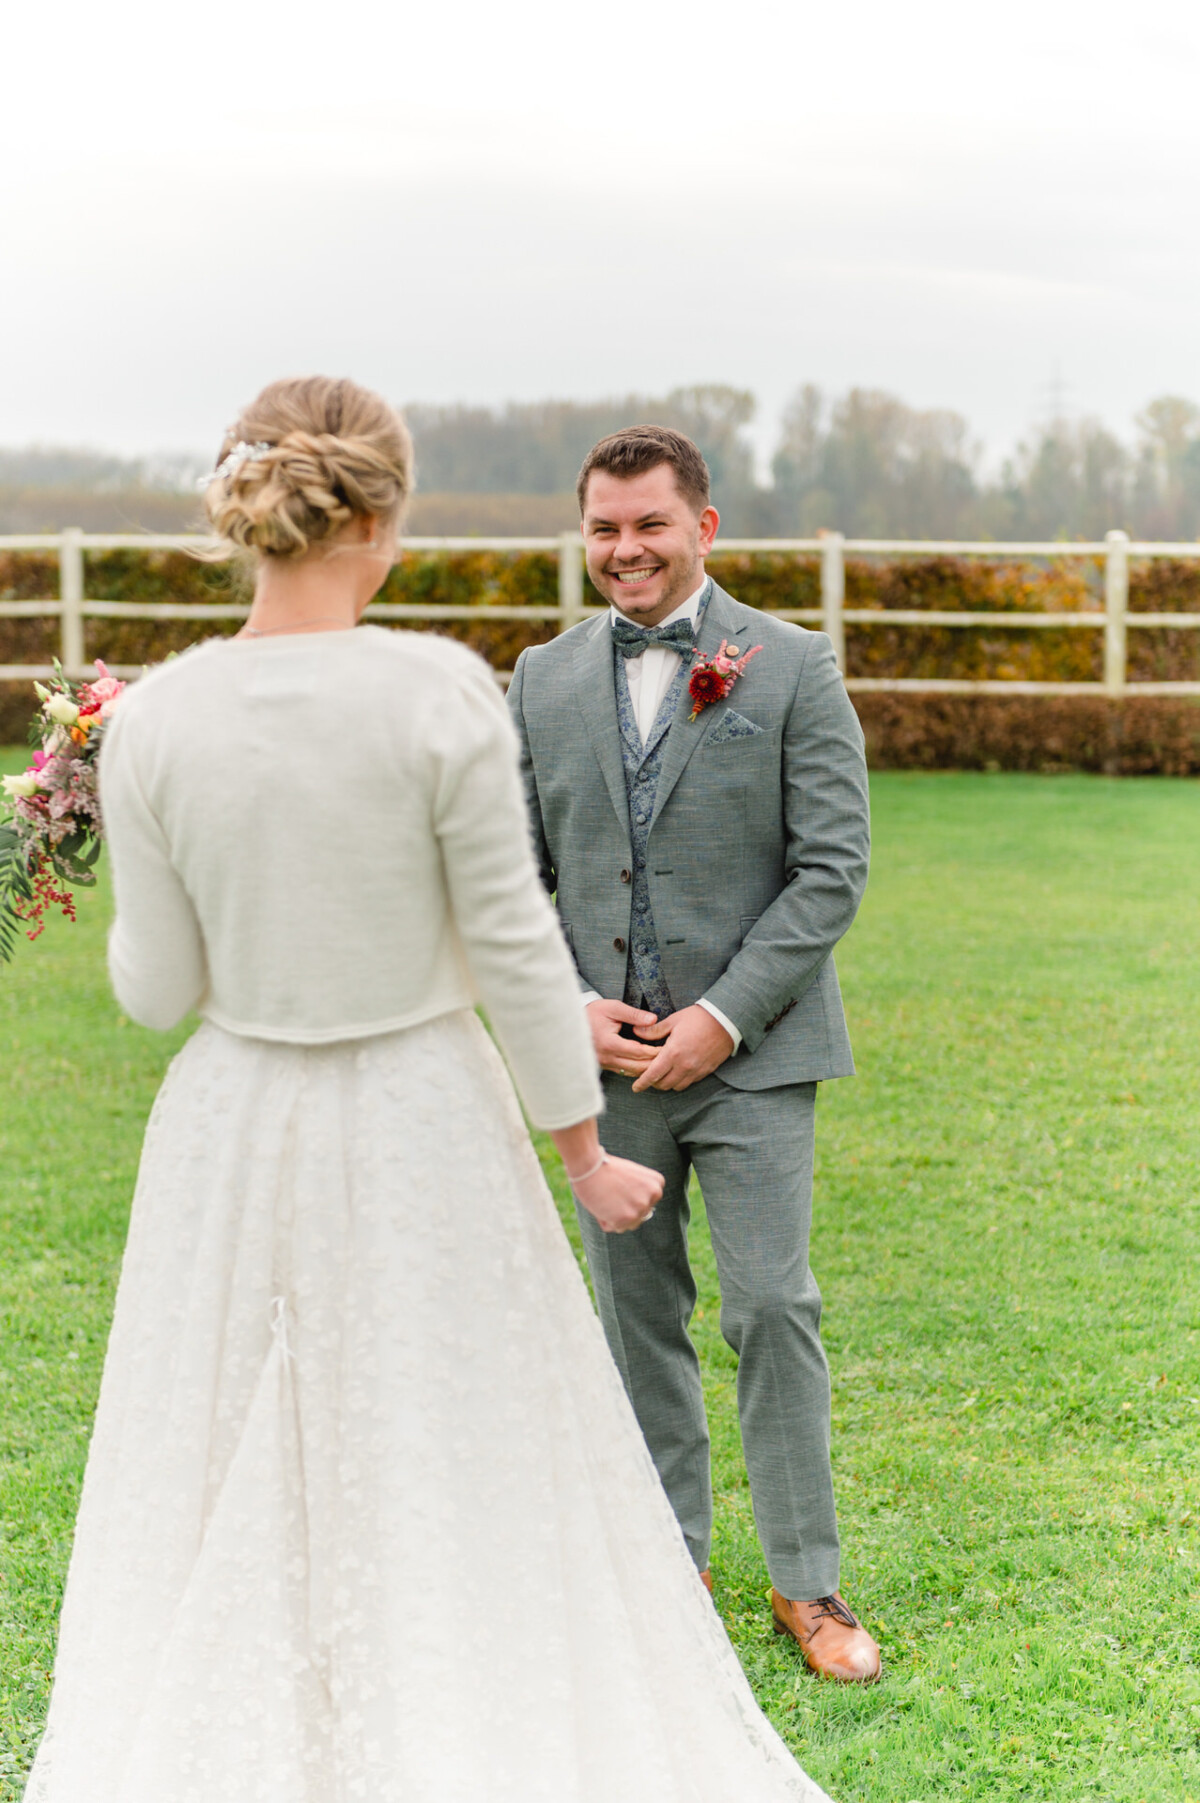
left=687, top=639, right=763, bottom=722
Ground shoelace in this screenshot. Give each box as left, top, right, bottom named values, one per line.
left=807, top=1594, right=861, bottom=1634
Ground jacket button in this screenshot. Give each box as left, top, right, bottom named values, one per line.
left=620, top=869, right=631, bottom=883
left=613, top=937, right=626, bottom=952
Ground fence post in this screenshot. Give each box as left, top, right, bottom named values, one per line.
left=819, top=530, right=846, bottom=672
left=59, top=527, right=85, bottom=676
left=557, top=531, right=585, bottom=634
left=1104, top=528, right=1129, bottom=698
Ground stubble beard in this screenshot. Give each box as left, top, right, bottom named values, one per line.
left=604, top=550, right=704, bottom=626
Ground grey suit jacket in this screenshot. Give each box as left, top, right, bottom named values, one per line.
left=506, top=581, right=870, bottom=1090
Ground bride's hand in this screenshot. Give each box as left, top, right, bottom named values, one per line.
left=572, top=1154, right=664, bottom=1234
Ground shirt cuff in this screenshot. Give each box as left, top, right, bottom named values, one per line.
left=698, top=997, right=742, bottom=1054
left=580, top=989, right=602, bottom=1007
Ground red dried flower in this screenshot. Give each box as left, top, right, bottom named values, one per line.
left=687, top=639, right=764, bottom=721
left=688, top=666, right=730, bottom=714
left=16, top=858, right=78, bottom=942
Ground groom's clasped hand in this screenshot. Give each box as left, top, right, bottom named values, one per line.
left=586, top=997, right=735, bottom=1092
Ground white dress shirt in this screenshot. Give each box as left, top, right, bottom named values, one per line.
left=580, top=580, right=743, bottom=1054
left=617, top=582, right=707, bottom=744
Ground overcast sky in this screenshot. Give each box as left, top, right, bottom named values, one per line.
left=3, top=0, right=1199, bottom=470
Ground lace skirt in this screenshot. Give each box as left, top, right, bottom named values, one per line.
left=26, top=1012, right=829, bottom=1803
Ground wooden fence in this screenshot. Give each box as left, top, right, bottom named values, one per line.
left=3, top=528, right=1200, bottom=696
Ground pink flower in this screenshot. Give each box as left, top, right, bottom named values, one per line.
left=79, top=660, right=126, bottom=721
left=687, top=639, right=765, bottom=721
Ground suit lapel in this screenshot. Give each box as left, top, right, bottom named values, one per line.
left=573, top=612, right=630, bottom=831
left=650, top=583, right=750, bottom=824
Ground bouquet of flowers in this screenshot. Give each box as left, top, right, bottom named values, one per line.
left=0, top=661, right=127, bottom=961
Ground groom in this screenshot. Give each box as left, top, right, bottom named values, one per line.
left=507, top=426, right=878, bottom=1681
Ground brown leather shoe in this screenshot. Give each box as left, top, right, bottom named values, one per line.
left=770, top=1590, right=881, bottom=1683
left=699, top=1568, right=714, bottom=1595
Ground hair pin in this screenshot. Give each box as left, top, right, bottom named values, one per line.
left=197, top=441, right=274, bottom=489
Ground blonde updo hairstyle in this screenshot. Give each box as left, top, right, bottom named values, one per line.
left=204, top=376, right=413, bottom=559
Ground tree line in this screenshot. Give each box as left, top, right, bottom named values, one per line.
left=407, top=386, right=1200, bottom=540
left=3, top=386, right=1199, bottom=540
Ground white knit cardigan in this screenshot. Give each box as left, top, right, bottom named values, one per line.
left=98, top=626, right=602, bottom=1131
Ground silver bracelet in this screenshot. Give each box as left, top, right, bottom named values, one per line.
left=566, top=1150, right=608, bottom=1186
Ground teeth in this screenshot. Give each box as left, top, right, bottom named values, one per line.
left=616, top=570, right=659, bottom=584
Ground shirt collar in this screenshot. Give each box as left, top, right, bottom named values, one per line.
left=609, top=578, right=708, bottom=634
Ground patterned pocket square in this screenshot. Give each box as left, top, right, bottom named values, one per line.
left=707, top=709, right=764, bottom=745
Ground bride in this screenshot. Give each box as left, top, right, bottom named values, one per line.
left=26, top=376, right=831, bottom=1802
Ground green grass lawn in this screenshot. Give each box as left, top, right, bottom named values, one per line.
left=0, top=761, right=1197, bottom=1800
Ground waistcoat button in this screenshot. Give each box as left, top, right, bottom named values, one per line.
left=613, top=936, right=626, bottom=952
left=620, top=869, right=631, bottom=883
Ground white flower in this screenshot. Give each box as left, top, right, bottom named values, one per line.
left=2, top=772, right=39, bottom=799
left=45, top=694, right=79, bottom=726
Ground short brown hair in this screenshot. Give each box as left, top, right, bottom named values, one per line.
left=576, top=425, right=710, bottom=516
left=204, top=375, right=413, bottom=558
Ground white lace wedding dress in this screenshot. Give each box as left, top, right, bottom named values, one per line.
left=25, top=629, right=831, bottom=1803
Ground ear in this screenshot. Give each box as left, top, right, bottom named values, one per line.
left=698, top=505, right=719, bottom=555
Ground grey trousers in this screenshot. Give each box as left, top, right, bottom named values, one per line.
left=576, top=1069, right=840, bottom=1600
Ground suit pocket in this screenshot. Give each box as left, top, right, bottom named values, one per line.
left=706, top=709, right=767, bottom=747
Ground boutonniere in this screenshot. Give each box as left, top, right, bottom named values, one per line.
left=688, top=639, right=763, bottom=722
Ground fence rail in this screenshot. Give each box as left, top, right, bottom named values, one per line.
left=2, top=528, right=1200, bottom=695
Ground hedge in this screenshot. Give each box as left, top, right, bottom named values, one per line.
left=855, top=695, right=1200, bottom=775
left=2, top=548, right=1200, bottom=769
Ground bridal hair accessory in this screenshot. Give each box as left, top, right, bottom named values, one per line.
left=687, top=639, right=763, bottom=721
left=198, top=440, right=275, bottom=489
left=0, top=661, right=128, bottom=960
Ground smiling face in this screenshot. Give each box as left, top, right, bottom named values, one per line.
left=581, top=464, right=720, bottom=626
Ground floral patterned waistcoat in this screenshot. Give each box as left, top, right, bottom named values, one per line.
left=611, top=604, right=706, bottom=1019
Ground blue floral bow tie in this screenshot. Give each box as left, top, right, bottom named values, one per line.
left=610, top=616, right=697, bottom=659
